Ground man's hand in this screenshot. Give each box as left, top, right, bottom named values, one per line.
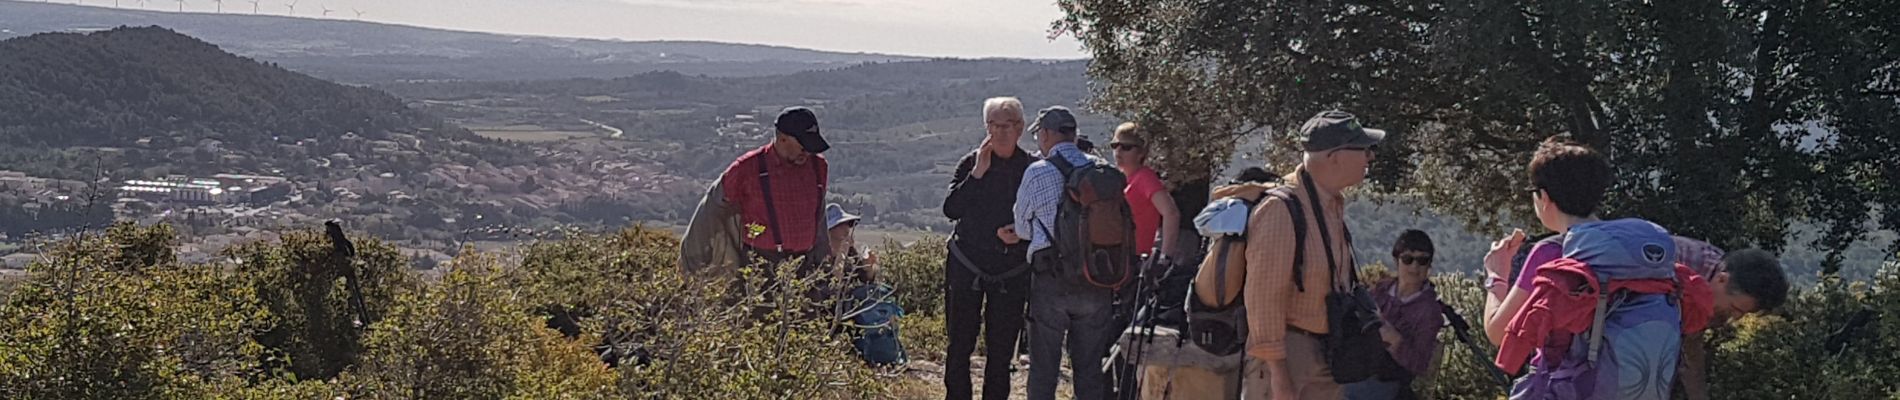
left=864, top=249, right=879, bottom=267
left=971, top=136, right=994, bottom=180
left=1484, top=229, right=1528, bottom=280
left=997, top=224, right=1021, bottom=245
left=1381, top=324, right=1404, bottom=354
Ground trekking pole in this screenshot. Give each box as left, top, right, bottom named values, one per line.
left=1118, top=256, right=1158, bottom=400
left=1443, top=306, right=1512, bottom=393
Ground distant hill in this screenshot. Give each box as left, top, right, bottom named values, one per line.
left=0, top=26, right=534, bottom=179
left=0, top=0, right=923, bottom=83
left=0, top=26, right=446, bottom=149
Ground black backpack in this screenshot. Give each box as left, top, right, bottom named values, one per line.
left=1035, top=154, right=1137, bottom=290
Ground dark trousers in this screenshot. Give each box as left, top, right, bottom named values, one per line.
left=943, top=253, right=1031, bottom=400
left=1027, top=256, right=1116, bottom=400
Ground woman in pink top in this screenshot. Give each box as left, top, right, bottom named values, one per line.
left=1108, top=122, right=1180, bottom=266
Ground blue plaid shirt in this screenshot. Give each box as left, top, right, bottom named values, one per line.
left=1014, top=142, right=1095, bottom=262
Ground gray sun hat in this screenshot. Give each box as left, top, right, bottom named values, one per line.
left=825, top=203, right=861, bottom=230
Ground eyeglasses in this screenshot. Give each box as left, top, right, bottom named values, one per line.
left=1398, top=254, right=1433, bottom=266
left=1111, top=143, right=1140, bottom=151
left=1526, top=187, right=1543, bottom=198
left=1332, top=146, right=1377, bottom=157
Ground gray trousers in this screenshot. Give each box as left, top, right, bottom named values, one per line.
left=1026, top=259, right=1116, bottom=400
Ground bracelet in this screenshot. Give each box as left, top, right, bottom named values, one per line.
left=1484, top=275, right=1509, bottom=291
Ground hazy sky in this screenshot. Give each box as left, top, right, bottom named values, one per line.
left=113, top=0, right=1087, bottom=58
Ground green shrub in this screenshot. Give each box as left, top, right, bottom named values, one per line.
left=1421, top=273, right=1508, bottom=400
left=342, top=252, right=616, bottom=399
left=1709, top=267, right=1900, bottom=399
left=226, top=229, right=417, bottom=381
left=876, top=235, right=947, bottom=318
left=901, top=313, right=950, bottom=364
left=513, top=226, right=879, bottom=398
left=0, top=223, right=1890, bottom=399
left=0, top=224, right=191, bottom=399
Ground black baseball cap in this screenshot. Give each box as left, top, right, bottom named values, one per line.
left=1298, top=110, right=1386, bottom=152
left=775, top=106, right=829, bottom=154
left=1028, top=106, right=1079, bottom=136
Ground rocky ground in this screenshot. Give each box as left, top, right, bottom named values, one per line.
left=889, top=356, right=1077, bottom=400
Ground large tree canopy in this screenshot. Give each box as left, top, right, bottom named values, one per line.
left=1056, top=0, right=1899, bottom=272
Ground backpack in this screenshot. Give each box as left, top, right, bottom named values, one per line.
left=1181, top=183, right=1303, bottom=356
left=838, top=282, right=907, bottom=366
left=1510, top=219, right=1686, bottom=400
left=1036, top=154, right=1137, bottom=290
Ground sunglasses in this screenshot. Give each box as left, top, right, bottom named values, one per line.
left=1111, top=143, right=1140, bottom=151
left=1398, top=254, right=1433, bottom=266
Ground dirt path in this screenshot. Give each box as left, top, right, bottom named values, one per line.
left=889, top=356, right=1076, bottom=399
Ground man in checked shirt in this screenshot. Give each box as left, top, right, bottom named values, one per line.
left=1009, top=105, right=1118, bottom=400
left=1243, top=110, right=1385, bottom=400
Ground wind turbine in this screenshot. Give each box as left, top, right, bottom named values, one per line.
left=174, top=0, right=184, bottom=12
left=352, top=7, right=364, bottom=20
left=247, top=0, right=258, bottom=13
left=283, top=0, right=296, bottom=15
left=211, top=0, right=222, bottom=12
left=320, top=5, right=333, bottom=17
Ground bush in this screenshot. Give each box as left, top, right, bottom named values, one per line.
left=875, top=235, right=947, bottom=319
left=513, top=225, right=879, bottom=398
left=0, top=223, right=878, bottom=398
left=1421, top=272, right=1510, bottom=400
left=341, top=252, right=615, bottom=399
left=1708, top=267, right=1900, bottom=399
left=226, top=228, right=416, bottom=381
left=1, top=223, right=1892, bottom=399
left=0, top=223, right=200, bottom=398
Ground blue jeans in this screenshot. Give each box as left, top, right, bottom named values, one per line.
left=1026, top=268, right=1115, bottom=400
left=1343, top=378, right=1407, bottom=400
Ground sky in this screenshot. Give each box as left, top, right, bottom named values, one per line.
left=91, top=0, right=1088, bottom=59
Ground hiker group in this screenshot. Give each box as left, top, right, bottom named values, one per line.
left=678, top=100, right=1792, bottom=400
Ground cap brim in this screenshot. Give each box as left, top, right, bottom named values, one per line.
left=1347, top=128, right=1387, bottom=148
left=796, top=132, right=830, bottom=154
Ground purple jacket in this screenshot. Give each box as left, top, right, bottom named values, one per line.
left=1373, top=278, right=1445, bottom=377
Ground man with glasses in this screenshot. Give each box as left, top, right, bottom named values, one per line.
left=941, top=97, right=1035, bottom=400
left=1242, top=110, right=1385, bottom=400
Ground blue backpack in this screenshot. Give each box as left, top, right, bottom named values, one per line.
left=839, top=283, right=907, bottom=366
left=1512, top=219, right=1682, bottom=400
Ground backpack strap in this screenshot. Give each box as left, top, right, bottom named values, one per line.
left=1047, top=151, right=1078, bottom=177
left=1586, top=292, right=1613, bottom=364
left=1298, top=170, right=1349, bottom=291
left=947, top=235, right=1030, bottom=292
left=1030, top=154, right=1077, bottom=252
left=755, top=156, right=785, bottom=252
left=1265, top=188, right=1310, bottom=293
